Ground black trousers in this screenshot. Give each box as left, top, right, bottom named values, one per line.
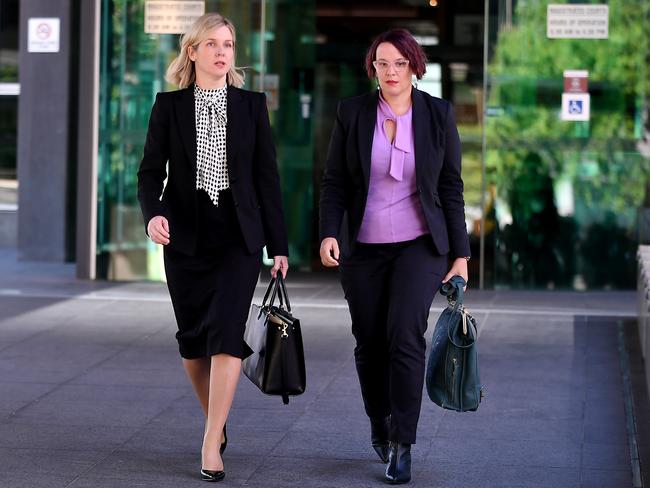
left=340, top=235, right=447, bottom=444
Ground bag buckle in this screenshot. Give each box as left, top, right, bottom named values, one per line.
left=268, top=313, right=290, bottom=338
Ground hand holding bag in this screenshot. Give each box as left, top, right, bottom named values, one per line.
left=242, top=275, right=306, bottom=404
left=425, top=275, right=484, bottom=412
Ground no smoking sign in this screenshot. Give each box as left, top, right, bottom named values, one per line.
left=28, top=18, right=60, bottom=53
left=36, top=23, right=52, bottom=40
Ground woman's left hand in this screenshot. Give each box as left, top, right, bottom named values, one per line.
left=442, top=258, right=469, bottom=289
left=271, top=255, right=289, bottom=279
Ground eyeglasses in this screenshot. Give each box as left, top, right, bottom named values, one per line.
left=372, top=59, right=410, bottom=73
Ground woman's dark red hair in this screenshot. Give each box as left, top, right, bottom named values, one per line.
left=364, top=29, right=427, bottom=80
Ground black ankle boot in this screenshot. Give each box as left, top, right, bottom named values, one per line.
left=385, top=442, right=411, bottom=484
left=370, top=416, right=390, bottom=463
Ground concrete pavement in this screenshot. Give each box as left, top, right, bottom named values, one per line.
left=0, top=250, right=638, bottom=487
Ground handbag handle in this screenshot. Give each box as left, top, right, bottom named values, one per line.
left=263, top=275, right=290, bottom=311
left=263, top=277, right=285, bottom=310
left=262, top=277, right=277, bottom=307
left=440, top=275, right=466, bottom=313
left=276, top=275, right=292, bottom=312
left=440, top=276, right=477, bottom=346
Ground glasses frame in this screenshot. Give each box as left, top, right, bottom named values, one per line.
left=372, top=58, right=410, bottom=73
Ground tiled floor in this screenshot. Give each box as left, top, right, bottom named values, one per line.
left=0, top=251, right=636, bottom=487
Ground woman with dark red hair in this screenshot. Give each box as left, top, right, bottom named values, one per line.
left=319, top=29, right=470, bottom=484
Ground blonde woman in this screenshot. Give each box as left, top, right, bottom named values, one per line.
left=137, top=13, right=289, bottom=482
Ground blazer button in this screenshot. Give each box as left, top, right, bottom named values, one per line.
left=230, top=176, right=238, bottom=183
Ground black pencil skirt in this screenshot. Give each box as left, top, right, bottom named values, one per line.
left=163, top=189, right=262, bottom=360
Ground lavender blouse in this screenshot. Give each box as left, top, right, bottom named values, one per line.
left=357, top=93, right=429, bottom=243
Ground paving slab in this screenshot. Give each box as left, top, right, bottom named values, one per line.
left=0, top=250, right=637, bottom=487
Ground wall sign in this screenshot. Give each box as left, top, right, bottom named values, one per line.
left=563, top=69, right=589, bottom=93
left=145, top=1, right=205, bottom=34
left=561, top=70, right=590, bottom=121
left=561, top=93, right=590, bottom=121
left=547, top=4, right=609, bottom=39
left=28, top=18, right=60, bottom=53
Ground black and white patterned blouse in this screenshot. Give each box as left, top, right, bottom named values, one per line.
left=195, top=84, right=229, bottom=206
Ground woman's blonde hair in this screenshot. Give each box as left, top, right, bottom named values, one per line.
left=165, top=13, right=245, bottom=88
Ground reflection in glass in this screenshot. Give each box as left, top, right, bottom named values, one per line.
left=485, top=0, right=648, bottom=289
left=0, top=0, right=19, bottom=205
left=97, top=0, right=316, bottom=279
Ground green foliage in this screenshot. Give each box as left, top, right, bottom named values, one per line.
left=0, top=66, right=18, bottom=82
left=486, top=0, right=649, bottom=288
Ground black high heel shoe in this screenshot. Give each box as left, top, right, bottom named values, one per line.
left=200, top=468, right=225, bottom=482
left=370, top=416, right=391, bottom=463
left=202, top=427, right=227, bottom=482
left=385, top=442, right=411, bottom=484
left=220, top=424, right=227, bottom=455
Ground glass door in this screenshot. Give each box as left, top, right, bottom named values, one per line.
left=97, top=0, right=266, bottom=279
left=484, top=0, right=650, bottom=289
left=0, top=0, right=19, bottom=212
left=254, top=0, right=316, bottom=270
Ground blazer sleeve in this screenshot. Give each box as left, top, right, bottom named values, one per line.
left=137, top=93, right=169, bottom=234
left=437, top=102, right=471, bottom=258
left=253, top=93, right=289, bottom=257
left=318, top=102, right=348, bottom=242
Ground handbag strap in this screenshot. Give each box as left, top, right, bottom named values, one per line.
left=262, top=277, right=277, bottom=307
left=274, top=276, right=285, bottom=309
left=263, top=276, right=292, bottom=313
left=281, top=337, right=290, bottom=405
left=264, top=277, right=286, bottom=310
left=277, top=275, right=292, bottom=312
left=440, top=275, right=466, bottom=313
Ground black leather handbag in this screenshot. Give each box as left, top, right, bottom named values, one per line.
left=425, top=275, right=484, bottom=412
left=242, top=275, right=306, bottom=404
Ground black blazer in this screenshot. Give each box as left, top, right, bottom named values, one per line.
left=137, top=85, right=288, bottom=257
left=319, top=88, right=470, bottom=258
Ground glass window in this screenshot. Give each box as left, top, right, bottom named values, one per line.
left=97, top=0, right=316, bottom=279
left=0, top=0, right=19, bottom=208
left=419, top=63, right=442, bottom=99
left=95, top=0, right=650, bottom=289
left=485, top=0, right=650, bottom=289
left=313, top=1, right=483, bottom=280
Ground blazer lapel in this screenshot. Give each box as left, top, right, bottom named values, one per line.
left=226, top=85, right=244, bottom=172
left=175, top=86, right=197, bottom=169
left=411, top=88, right=429, bottom=184
left=358, top=91, right=378, bottom=191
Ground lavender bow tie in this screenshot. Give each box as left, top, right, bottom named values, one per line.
left=378, top=95, right=412, bottom=182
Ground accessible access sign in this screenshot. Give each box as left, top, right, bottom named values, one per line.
left=561, top=70, right=590, bottom=121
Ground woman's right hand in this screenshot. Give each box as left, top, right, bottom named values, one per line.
left=319, top=237, right=340, bottom=267
left=147, top=216, right=170, bottom=245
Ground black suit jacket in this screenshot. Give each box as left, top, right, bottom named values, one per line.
left=137, top=85, right=288, bottom=257
left=319, top=88, right=470, bottom=258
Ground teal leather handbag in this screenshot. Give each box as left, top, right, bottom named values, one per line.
left=425, top=276, right=484, bottom=412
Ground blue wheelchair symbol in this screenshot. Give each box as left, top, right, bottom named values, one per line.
left=568, top=100, right=583, bottom=114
